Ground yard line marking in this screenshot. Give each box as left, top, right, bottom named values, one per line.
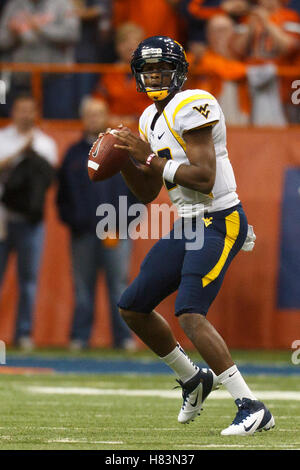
left=131, top=428, right=180, bottom=431
left=47, top=438, right=123, bottom=444
left=177, top=444, right=300, bottom=449
left=24, top=386, right=300, bottom=401
left=276, top=428, right=300, bottom=432
left=279, top=416, right=300, bottom=419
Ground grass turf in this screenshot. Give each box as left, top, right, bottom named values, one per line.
left=0, top=372, right=299, bottom=450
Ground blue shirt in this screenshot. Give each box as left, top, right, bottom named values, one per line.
left=56, top=136, right=141, bottom=234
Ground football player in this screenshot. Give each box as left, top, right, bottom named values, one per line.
left=114, top=36, right=275, bottom=436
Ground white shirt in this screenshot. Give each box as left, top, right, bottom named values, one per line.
left=0, top=125, right=58, bottom=232
left=0, top=125, right=57, bottom=165
left=139, top=89, right=240, bottom=217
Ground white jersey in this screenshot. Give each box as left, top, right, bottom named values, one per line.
left=139, top=89, right=240, bottom=217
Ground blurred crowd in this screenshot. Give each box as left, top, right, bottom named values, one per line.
left=0, top=92, right=138, bottom=351
left=0, top=0, right=299, bottom=125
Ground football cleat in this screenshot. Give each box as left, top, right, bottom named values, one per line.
left=221, top=397, right=275, bottom=436
left=177, top=368, right=218, bottom=424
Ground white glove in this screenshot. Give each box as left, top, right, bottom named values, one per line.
left=241, top=224, right=256, bottom=252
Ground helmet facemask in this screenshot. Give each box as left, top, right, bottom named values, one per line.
left=133, top=60, right=187, bottom=101
left=141, top=62, right=177, bottom=101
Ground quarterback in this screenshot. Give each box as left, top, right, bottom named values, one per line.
left=114, top=36, right=275, bottom=436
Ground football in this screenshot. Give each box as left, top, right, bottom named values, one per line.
left=87, top=129, right=130, bottom=182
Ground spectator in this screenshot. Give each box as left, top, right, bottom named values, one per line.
left=233, top=0, right=300, bottom=124
left=0, top=0, right=80, bottom=118
left=246, top=62, right=288, bottom=125
left=0, top=0, right=9, bottom=62
left=0, top=94, right=57, bottom=350
left=284, top=0, right=300, bottom=16
left=74, top=0, right=113, bottom=64
left=189, top=14, right=249, bottom=125
left=56, top=97, right=138, bottom=351
left=180, top=0, right=250, bottom=47
left=73, top=0, right=116, bottom=114
left=233, top=0, right=300, bottom=63
left=0, top=1, right=8, bottom=15
left=93, top=22, right=150, bottom=127
left=113, top=0, right=181, bottom=41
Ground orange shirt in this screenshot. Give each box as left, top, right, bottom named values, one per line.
left=113, top=0, right=181, bottom=41
left=188, top=50, right=249, bottom=113
left=243, top=7, right=300, bottom=104
left=187, top=0, right=223, bottom=20
left=200, top=50, right=247, bottom=81
left=93, top=71, right=150, bottom=117
left=247, top=7, right=300, bottom=64
left=270, top=6, right=300, bottom=30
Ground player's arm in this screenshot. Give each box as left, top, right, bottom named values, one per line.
left=121, top=157, right=163, bottom=204
left=150, top=125, right=216, bottom=194
left=115, top=131, right=163, bottom=204
left=116, top=125, right=216, bottom=195
left=159, top=125, right=216, bottom=194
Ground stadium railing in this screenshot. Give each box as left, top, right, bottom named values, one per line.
left=0, top=62, right=299, bottom=125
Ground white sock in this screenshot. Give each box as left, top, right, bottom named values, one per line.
left=218, top=365, right=257, bottom=401
left=160, top=343, right=199, bottom=383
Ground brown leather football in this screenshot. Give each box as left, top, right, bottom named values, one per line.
left=87, top=130, right=129, bottom=181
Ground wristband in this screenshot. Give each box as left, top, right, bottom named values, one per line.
left=145, top=153, right=156, bottom=166
left=162, top=159, right=181, bottom=183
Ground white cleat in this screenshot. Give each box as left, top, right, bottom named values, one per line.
left=177, top=368, right=218, bottom=424
left=221, top=397, right=275, bottom=436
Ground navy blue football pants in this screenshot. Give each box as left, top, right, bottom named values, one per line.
left=118, top=203, right=248, bottom=317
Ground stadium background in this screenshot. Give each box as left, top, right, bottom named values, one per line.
left=0, top=0, right=299, bottom=351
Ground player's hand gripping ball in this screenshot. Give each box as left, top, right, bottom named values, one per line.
left=88, top=129, right=130, bottom=181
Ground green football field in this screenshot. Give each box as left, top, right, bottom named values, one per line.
left=0, top=349, right=299, bottom=451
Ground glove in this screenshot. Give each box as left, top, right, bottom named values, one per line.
left=241, top=224, right=256, bottom=252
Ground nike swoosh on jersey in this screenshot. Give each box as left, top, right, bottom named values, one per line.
left=158, top=132, right=165, bottom=139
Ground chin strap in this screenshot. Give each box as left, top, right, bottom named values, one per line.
left=146, top=88, right=170, bottom=101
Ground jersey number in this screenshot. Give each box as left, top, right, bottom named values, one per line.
left=157, top=148, right=177, bottom=191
